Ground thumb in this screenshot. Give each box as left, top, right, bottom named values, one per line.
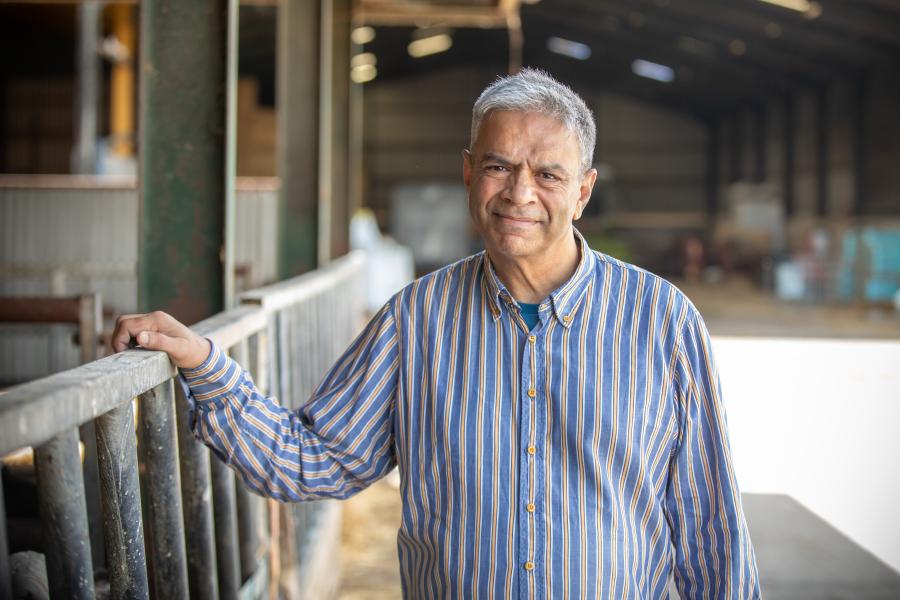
left=137, top=330, right=184, bottom=359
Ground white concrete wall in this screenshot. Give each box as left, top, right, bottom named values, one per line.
left=714, top=336, right=900, bottom=573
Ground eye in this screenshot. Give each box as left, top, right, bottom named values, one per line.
left=485, top=164, right=509, bottom=173
left=539, top=171, right=559, bottom=181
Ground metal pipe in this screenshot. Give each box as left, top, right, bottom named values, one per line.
left=784, top=95, right=796, bottom=219
left=138, top=380, right=190, bottom=597
left=174, top=380, right=219, bottom=599
left=0, top=473, right=10, bottom=600
left=210, top=458, right=241, bottom=599
left=230, top=340, right=265, bottom=581
left=224, top=0, right=239, bottom=307
left=95, top=403, right=149, bottom=599
left=138, top=0, right=226, bottom=323
left=815, top=88, right=829, bottom=217
left=74, top=1, right=100, bottom=174
left=278, top=0, right=321, bottom=278
left=34, top=428, right=95, bottom=599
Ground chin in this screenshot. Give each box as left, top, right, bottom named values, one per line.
left=488, top=232, right=539, bottom=258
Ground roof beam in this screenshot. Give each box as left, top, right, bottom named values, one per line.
left=554, top=0, right=838, bottom=84
left=624, top=0, right=893, bottom=65
left=527, top=7, right=805, bottom=98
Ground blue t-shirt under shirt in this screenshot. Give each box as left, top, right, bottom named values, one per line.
left=519, top=302, right=540, bottom=331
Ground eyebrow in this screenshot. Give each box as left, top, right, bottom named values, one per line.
left=480, top=152, right=569, bottom=175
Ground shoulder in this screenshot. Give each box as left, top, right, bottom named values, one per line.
left=590, top=249, right=701, bottom=325
left=391, top=252, right=485, bottom=314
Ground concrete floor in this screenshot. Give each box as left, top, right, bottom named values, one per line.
left=741, top=494, right=900, bottom=600
left=675, top=277, right=900, bottom=340
left=338, top=482, right=900, bottom=599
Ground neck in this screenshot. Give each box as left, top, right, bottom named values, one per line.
left=489, top=231, right=581, bottom=304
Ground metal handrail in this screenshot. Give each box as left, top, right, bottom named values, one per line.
left=0, top=250, right=368, bottom=599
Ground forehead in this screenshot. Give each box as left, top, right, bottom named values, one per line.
left=474, top=110, right=579, bottom=163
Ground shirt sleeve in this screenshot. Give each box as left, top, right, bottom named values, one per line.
left=179, top=301, right=400, bottom=502
left=666, top=309, right=761, bottom=599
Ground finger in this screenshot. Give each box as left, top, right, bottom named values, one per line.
left=111, top=314, right=159, bottom=353
left=135, top=330, right=188, bottom=362
left=111, top=317, right=137, bottom=352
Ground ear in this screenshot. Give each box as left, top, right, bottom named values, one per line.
left=462, top=149, right=473, bottom=187
left=574, top=167, right=597, bottom=220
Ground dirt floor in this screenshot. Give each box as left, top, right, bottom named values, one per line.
left=335, top=277, right=900, bottom=598
left=337, top=472, right=404, bottom=599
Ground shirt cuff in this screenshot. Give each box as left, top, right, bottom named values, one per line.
left=179, top=341, right=241, bottom=409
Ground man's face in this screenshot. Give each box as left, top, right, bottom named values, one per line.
left=463, top=110, right=596, bottom=264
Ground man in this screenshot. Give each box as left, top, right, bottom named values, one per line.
left=113, top=69, right=760, bottom=598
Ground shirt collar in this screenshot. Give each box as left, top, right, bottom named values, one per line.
left=482, top=228, right=595, bottom=328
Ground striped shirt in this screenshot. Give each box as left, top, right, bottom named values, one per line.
left=182, top=231, right=760, bottom=599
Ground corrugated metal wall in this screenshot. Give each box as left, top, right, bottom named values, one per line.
left=0, top=176, right=278, bottom=383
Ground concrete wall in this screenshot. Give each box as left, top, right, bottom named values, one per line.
left=716, top=336, right=900, bottom=573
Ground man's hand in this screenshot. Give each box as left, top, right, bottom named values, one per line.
left=111, top=311, right=211, bottom=370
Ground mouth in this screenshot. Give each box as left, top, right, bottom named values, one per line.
left=493, top=212, right=539, bottom=226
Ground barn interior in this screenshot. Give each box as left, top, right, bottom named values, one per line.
left=1, top=0, right=899, bottom=598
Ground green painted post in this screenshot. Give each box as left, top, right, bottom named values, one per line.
left=138, top=0, right=228, bottom=321
left=278, top=0, right=321, bottom=278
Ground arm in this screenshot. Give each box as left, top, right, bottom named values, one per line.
left=112, top=303, right=400, bottom=502
left=666, top=310, right=760, bottom=599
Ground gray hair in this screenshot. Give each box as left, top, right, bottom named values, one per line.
left=470, top=68, right=596, bottom=173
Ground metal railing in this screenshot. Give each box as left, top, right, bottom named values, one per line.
left=0, top=252, right=367, bottom=599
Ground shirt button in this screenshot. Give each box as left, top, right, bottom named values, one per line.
left=527, top=446, right=536, bottom=455
left=524, top=561, right=535, bottom=571
left=563, top=315, right=572, bottom=323
left=528, top=334, right=536, bottom=343
left=527, top=388, right=536, bottom=398
left=526, top=503, right=536, bottom=513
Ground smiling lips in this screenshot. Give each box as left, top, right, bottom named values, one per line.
left=494, top=212, right=540, bottom=225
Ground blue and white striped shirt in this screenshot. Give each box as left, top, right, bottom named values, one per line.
left=183, top=232, right=760, bottom=599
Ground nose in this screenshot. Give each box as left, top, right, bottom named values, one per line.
left=504, top=169, right=537, bottom=205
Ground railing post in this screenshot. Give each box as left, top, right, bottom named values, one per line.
left=173, top=380, right=219, bottom=599
left=138, top=379, right=189, bottom=597
left=34, top=428, right=95, bottom=599
left=231, top=338, right=266, bottom=582
left=0, top=473, right=10, bottom=599
left=210, top=457, right=241, bottom=599
left=95, top=403, right=149, bottom=599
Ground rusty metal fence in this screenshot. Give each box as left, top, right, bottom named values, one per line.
left=0, top=252, right=367, bottom=599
